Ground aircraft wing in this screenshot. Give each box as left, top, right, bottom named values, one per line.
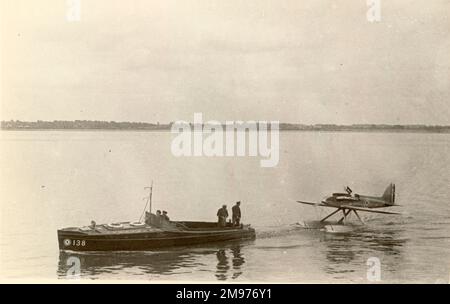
left=340, top=205, right=401, bottom=215
left=296, top=201, right=401, bottom=215
left=296, top=201, right=333, bottom=208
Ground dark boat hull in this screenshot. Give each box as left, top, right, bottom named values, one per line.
left=58, top=227, right=256, bottom=251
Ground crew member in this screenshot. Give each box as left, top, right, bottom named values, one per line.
left=162, top=210, right=170, bottom=221
left=232, top=201, right=241, bottom=226
left=153, top=210, right=162, bottom=226
left=217, top=205, right=228, bottom=227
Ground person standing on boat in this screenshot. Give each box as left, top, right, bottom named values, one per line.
left=154, top=210, right=162, bottom=227
left=217, top=205, right=228, bottom=227
left=162, top=210, right=170, bottom=221
left=232, top=201, right=241, bottom=226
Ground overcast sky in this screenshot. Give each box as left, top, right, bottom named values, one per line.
left=1, top=0, right=449, bottom=124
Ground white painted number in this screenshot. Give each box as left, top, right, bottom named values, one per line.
left=65, top=239, right=86, bottom=247
left=72, top=239, right=86, bottom=246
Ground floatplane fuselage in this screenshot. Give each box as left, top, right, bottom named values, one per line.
left=297, top=183, right=399, bottom=226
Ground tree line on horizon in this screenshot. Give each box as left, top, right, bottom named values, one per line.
left=1, top=120, right=449, bottom=132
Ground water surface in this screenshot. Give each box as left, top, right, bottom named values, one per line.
left=1, top=131, right=449, bottom=282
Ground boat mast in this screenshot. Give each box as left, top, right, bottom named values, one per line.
left=148, top=181, right=153, bottom=214
left=140, top=181, right=154, bottom=223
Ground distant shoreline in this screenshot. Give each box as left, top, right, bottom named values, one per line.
left=1, top=120, right=449, bottom=133
left=1, top=128, right=449, bottom=134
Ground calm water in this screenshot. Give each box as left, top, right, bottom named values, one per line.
left=1, top=131, right=449, bottom=283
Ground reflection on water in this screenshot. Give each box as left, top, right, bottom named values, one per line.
left=58, top=250, right=198, bottom=278
left=215, top=250, right=229, bottom=280
left=215, top=245, right=245, bottom=280
left=320, top=223, right=408, bottom=278
left=58, top=240, right=250, bottom=280
left=2, top=131, right=449, bottom=282
left=231, top=245, right=245, bottom=279
left=54, top=221, right=408, bottom=282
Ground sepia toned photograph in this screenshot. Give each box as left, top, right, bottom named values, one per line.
left=1, top=0, right=449, bottom=285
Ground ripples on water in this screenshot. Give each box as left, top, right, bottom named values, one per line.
left=56, top=219, right=423, bottom=282
left=57, top=241, right=252, bottom=281
left=2, top=131, right=450, bottom=282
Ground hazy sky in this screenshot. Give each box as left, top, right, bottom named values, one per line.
left=1, top=0, right=449, bottom=124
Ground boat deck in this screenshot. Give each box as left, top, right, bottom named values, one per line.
left=61, top=223, right=162, bottom=235
left=60, top=221, right=248, bottom=236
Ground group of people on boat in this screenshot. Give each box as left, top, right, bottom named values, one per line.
left=146, top=202, right=243, bottom=229
left=217, top=201, right=241, bottom=228
left=152, top=210, right=170, bottom=227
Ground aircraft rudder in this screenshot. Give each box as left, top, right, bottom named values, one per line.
left=382, top=183, right=395, bottom=205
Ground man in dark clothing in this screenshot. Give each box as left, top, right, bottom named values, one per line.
left=217, top=205, right=228, bottom=227
left=162, top=210, right=170, bottom=221
left=155, top=210, right=163, bottom=226
left=232, top=201, right=241, bottom=226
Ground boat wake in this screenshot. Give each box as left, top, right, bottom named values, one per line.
left=255, top=224, right=313, bottom=239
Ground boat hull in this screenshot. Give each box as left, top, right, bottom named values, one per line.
left=58, top=227, right=256, bottom=251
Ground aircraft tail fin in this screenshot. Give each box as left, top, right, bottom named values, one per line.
left=382, top=183, right=395, bottom=205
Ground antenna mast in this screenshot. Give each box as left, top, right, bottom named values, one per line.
left=140, top=181, right=154, bottom=223
left=148, top=181, right=153, bottom=214
left=144, top=181, right=153, bottom=214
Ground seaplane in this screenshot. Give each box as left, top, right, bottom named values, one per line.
left=296, top=183, right=400, bottom=232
